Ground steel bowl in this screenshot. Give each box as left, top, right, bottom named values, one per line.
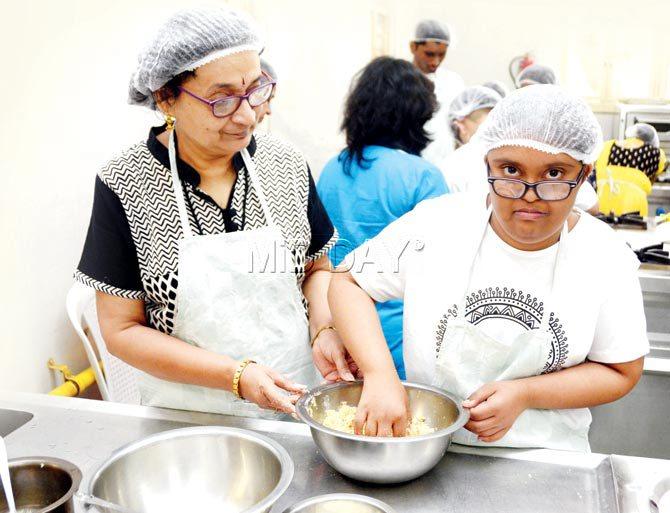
left=648, top=476, right=670, bottom=513
left=296, top=381, right=469, bottom=484
left=0, top=457, right=82, bottom=513
left=282, top=493, right=397, bottom=513
left=85, top=426, right=293, bottom=513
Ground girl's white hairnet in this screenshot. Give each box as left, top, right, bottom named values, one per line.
left=129, top=7, right=263, bottom=110
left=474, top=85, right=604, bottom=163
left=625, top=123, right=660, bottom=148
left=448, top=86, right=503, bottom=123
left=516, top=64, right=557, bottom=88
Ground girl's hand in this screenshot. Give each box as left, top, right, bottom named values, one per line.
left=463, top=380, right=530, bottom=443
left=354, top=372, right=409, bottom=437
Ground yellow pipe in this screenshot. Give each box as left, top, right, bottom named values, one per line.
left=48, top=364, right=99, bottom=397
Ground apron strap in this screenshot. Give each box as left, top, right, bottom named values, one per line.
left=168, top=129, right=194, bottom=239
left=457, top=204, right=493, bottom=320
left=240, top=149, right=278, bottom=228
left=538, top=221, right=569, bottom=331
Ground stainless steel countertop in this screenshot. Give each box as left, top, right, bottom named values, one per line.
left=650, top=183, right=670, bottom=199
left=1, top=392, right=668, bottom=513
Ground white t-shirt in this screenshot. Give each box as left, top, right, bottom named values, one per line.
left=438, top=142, right=600, bottom=210
left=348, top=192, right=648, bottom=407
left=421, top=67, right=466, bottom=167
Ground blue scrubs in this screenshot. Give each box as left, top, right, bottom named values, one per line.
left=317, top=146, right=449, bottom=379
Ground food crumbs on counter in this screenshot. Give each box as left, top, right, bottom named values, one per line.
left=321, top=402, right=435, bottom=436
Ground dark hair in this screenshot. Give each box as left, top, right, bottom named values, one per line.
left=340, top=56, right=437, bottom=174
left=153, top=70, right=196, bottom=106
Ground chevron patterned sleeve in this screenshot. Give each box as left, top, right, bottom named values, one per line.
left=308, top=227, right=338, bottom=262
left=74, top=176, right=146, bottom=300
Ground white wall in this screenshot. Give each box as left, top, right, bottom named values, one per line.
left=388, top=0, right=670, bottom=101
left=1, top=0, right=668, bottom=393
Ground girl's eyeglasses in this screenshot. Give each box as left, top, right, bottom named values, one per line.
left=486, top=164, right=585, bottom=201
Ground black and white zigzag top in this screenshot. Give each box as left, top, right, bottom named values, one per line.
left=75, top=126, right=336, bottom=334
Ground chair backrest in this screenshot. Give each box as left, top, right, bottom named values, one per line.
left=65, top=283, right=141, bottom=404
left=596, top=165, right=651, bottom=217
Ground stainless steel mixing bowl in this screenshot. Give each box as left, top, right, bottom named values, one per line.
left=282, top=493, right=397, bottom=513
left=85, top=426, right=293, bottom=513
left=296, top=381, right=469, bottom=484
left=0, top=457, right=82, bottom=513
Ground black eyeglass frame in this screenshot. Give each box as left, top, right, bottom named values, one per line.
left=486, top=162, right=586, bottom=201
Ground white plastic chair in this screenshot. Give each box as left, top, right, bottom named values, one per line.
left=65, top=283, right=141, bottom=404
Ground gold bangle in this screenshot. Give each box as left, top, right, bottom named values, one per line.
left=232, top=358, right=256, bottom=399
left=311, top=325, right=336, bottom=347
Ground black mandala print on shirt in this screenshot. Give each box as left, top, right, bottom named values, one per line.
left=435, top=287, right=568, bottom=373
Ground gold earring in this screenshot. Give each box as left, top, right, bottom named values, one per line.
left=165, top=114, right=176, bottom=130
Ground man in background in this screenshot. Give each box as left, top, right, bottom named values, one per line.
left=410, top=19, right=465, bottom=166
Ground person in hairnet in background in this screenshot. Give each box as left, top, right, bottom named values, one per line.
left=483, top=80, right=508, bottom=98
left=439, top=85, right=600, bottom=212
left=410, top=19, right=465, bottom=166
left=257, top=58, right=277, bottom=125
left=317, top=56, right=448, bottom=380
left=329, top=85, right=647, bottom=451
left=450, top=86, right=502, bottom=147
left=516, top=64, right=557, bottom=88
left=437, top=85, right=502, bottom=195
left=74, top=7, right=343, bottom=418
left=596, top=122, right=667, bottom=184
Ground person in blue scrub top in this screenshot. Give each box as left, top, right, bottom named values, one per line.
left=317, top=56, right=449, bottom=379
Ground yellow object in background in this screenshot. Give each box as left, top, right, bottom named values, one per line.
left=594, top=139, right=659, bottom=216
left=596, top=138, right=666, bottom=183
left=595, top=164, right=651, bottom=217
left=48, top=358, right=99, bottom=397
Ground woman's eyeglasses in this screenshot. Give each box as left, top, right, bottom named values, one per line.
left=178, top=73, right=276, bottom=118
left=486, top=163, right=585, bottom=201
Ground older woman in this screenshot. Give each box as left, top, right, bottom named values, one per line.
left=75, top=7, right=340, bottom=417
left=329, top=86, right=648, bottom=451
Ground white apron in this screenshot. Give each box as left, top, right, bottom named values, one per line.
left=138, top=130, right=320, bottom=417
left=433, top=208, right=591, bottom=451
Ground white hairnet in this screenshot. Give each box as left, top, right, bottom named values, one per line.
left=516, top=64, right=557, bottom=87
left=482, top=80, right=508, bottom=98
left=413, top=20, right=450, bottom=45
left=448, top=86, right=502, bottom=122
left=625, top=123, right=660, bottom=148
left=129, top=7, right=263, bottom=109
left=475, top=85, right=604, bottom=163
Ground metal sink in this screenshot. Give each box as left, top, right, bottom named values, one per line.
left=0, top=408, right=33, bottom=437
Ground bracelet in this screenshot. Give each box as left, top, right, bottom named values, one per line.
left=232, top=358, right=256, bottom=399
left=311, top=325, right=336, bottom=347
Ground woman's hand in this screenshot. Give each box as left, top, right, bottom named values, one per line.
left=312, top=328, right=360, bottom=382
left=463, top=380, right=530, bottom=443
left=354, top=372, right=409, bottom=437
left=238, top=363, right=307, bottom=414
